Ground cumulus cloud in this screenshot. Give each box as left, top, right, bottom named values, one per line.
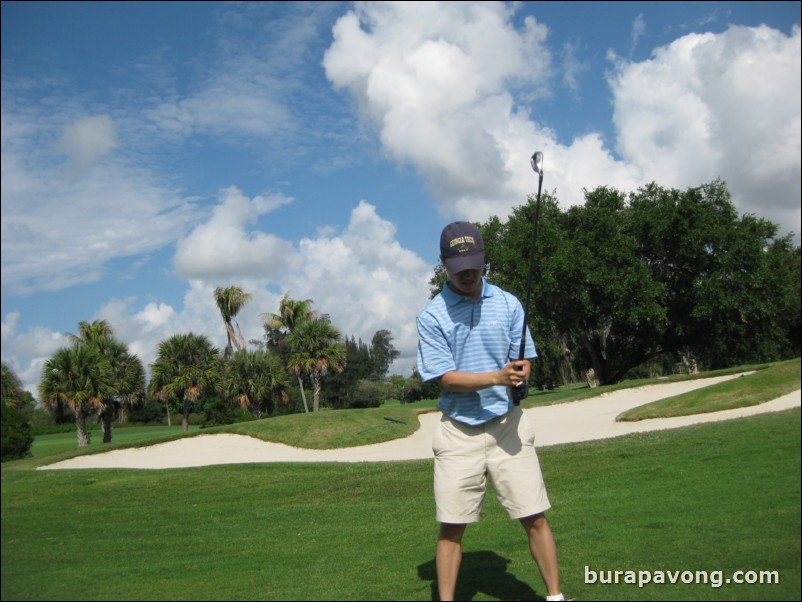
left=29, top=186, right=428, bottom=390
left=322, top=2, right=643, bottom=222
left=609, top=24, right=801, bottom=237
left=173, top=186, right=297, bottom=279
left=174, top=194, right=432, bottom=377
left=1, top=312, right=69, bottom=398
left=324, top=4, right=799, bottom=240
left=324, top=1, right=557, bottom=218
left=283, top=200, right=432, bottom=369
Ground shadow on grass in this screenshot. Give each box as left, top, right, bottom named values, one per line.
left=417, top=550, right=543, bottom=601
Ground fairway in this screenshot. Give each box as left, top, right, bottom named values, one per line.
left=3, top=408, right=799, bottom=601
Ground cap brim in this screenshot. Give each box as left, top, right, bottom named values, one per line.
left=443, top=251, right=484, bottom=273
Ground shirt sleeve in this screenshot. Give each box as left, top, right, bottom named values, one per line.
left=416, top=312, right=456, bottom=383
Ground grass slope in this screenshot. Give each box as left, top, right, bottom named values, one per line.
left=618, top=358, right=800, bottom=421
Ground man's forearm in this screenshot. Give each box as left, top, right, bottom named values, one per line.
left=440, top=370, right=502, bottom=392
left=440, top=360, right=530, bottom=392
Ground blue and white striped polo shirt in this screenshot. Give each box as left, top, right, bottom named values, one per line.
left=416, top=278, right=536, bottom=425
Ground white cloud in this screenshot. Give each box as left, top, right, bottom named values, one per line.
left=175, top=193, right=431, bottom=381
left=1, top=312, right=69, bottom=399
left=609, top=24, right=801, bottom=238
left=324, top=1, right=555, bottom=219
left=173, top=186, right=298, bottom=279
left=173, top=196, right=432, bottom=378
left=560, top=41, right=587, bottom=99
left=56, top=114, right=119, bottom=175
left=282, top=200, right=432, bottom=374
left=0, top=108, right=203, bottom=295
left=155, top=78, right=295, bottom=142
left=321, top=2, right=642, bottom=221
left=630, top=14, right=646, bottom=57
left=325, top=4, right=800, bottom=240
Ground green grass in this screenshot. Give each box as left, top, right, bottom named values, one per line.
left=2, top=361, right=800, bottom=601
left=214, top=405, right=423, bottom=449
left=520, top=361, right=785, bottom=408
left=618, top=358, right=801, bottom=421
left=29, top=359, right=798, bottom=466
left=28, top=425, right=203, bottom=458
left=20, top=407, right=427, bottom=468
left=2, top=410, right=799, bottom=601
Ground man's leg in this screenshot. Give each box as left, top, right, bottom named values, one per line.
left=520, top=513, right=561, bottom=596
left=436, top=522, right=467, bottom=601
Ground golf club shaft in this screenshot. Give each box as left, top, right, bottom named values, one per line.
left=517, top=171, right=543, bottom=361
left=512, top=152, right=544, bottom=404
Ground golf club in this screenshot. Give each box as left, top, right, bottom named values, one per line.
left=511, top=151, right=544, bottom=405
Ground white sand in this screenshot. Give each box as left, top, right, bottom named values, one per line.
left=40, top=373, right=800, bottom=470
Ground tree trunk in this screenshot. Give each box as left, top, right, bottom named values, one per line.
left=681, top=352, right=699, bottom=374
left=99, top=402, right=117, bottom=443
left=585, top=367, right=598, bottom=388
left=225, top=320, right=240, bottom=355
left=76, top=413, right=89, bottom=448
left=235, top=322, right=247, bottom=352
left=298, top=377, right=309, bottom=413
left=182, top=400, right=190, bottom=432
left=312, top=375, right=321, bottom=413
left=101, top=411, right=113, bottom=443
left=582, top=335, right=606, bottom=386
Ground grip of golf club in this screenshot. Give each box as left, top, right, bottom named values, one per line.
left=511, top=379, right=528, bottom=405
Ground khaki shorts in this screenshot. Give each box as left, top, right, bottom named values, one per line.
left=433, top=405, right=551, bottom=523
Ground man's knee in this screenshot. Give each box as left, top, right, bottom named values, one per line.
left=520, top=512, right=548, bottom=531
left=439, top=522, right=467, bottom=542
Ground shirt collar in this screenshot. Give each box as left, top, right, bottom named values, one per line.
left=442, top=277, right=493, bottom=306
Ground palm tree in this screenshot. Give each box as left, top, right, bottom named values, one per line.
left=261, top=293, right=316, bottom=356
left=39, top=345, right=114, bottom=448
left=67, top=319, right=145, bottom=443
left=148, top=333, right=222, bottom=432
left=67, top=319, right=114, bottom=343
left=286, top=317, right=347, bottom=413
left=214, top=286, right=253, bottom=358
left=223, top=349, right=290, bottom=418
left=92, top=337, right=146, bottom=442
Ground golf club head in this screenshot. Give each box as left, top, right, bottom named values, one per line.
left=531, top=151, right=544, bottom=175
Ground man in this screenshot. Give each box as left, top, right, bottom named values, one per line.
left=416, top=221, right=564, bottom=601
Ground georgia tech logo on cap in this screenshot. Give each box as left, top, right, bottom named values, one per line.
left=449, top=236, right=476, bottom=249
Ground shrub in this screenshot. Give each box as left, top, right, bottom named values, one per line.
left=1, top=399, right=34, bottom=461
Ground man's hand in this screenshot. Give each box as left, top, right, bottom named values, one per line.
left=506, top=360, right=530, bottom=405
left=502, top=359, right=530, bottom=387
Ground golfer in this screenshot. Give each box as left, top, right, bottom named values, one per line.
left=416, top=221, right=564, bottom=601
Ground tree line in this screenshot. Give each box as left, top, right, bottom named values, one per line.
left=1, top=292, right=411, bottom=458
left=3, top=178, right=799, bottom=459
left=432, top=179, right=799, bottom=388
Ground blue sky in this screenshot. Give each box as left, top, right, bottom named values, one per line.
left=2, top=1, right=800, bottom=398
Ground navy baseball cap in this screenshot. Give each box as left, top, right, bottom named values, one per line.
left=440, top=221, right=485, bottom=273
